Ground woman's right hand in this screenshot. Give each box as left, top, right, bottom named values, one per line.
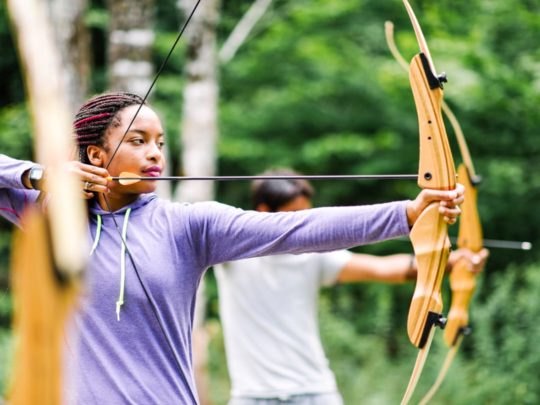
left=64, top=161, right=110, bottom=199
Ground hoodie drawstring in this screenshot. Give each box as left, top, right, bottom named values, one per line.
left=116, top=208, right=131, bottom=321
left=89, top=208, right=132, bottom=321
left=89, top=214, right=102, bottom=256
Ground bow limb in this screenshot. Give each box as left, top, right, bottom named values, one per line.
left=418, top=334, right=463, bottom=405
left=444, top=164, right=483, bottom=346
left=6, top=0, right=87, bottom=403
left=399, top=1, right=456, bottom=403
left=418, top=166, right=482, bottom=403
left=386, top=20, right=479, bottom=186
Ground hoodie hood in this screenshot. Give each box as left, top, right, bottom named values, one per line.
left=88, top=193, right=158, bottom=215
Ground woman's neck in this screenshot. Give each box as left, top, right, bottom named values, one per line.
left=96, top=192, right=138, bottom=212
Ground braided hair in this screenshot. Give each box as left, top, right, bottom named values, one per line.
left=73, top=92, right=145, bottom=164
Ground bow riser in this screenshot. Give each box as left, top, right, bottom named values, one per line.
left=10, top=210, right=79, bottom=404
left=6, top=0, right=87, bottom=402
left=7, top=0, right=87, bottom=276
left=408, top=204, right=450, bottom=347
left=444, top=164, right=483, bottom=346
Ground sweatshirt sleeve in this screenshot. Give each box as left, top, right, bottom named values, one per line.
left=182, top=200, right=410, bottom=268
left=0, top=154, right=41, bottom=226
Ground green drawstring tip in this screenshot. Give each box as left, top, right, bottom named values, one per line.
left=116, top=301, right=123, bottom=321
left=115, top=208, right=131, bottom=322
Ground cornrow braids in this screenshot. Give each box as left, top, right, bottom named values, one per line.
left=73, top=92, right=145, bottom=164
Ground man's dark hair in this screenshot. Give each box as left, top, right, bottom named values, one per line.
left=251, top=168, right=314, bottom=212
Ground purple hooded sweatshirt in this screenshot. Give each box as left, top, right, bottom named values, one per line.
left=0, top=154, right=410, bottom=404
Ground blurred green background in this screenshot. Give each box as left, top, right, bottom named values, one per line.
left=1, top=0, right=539, bottom=403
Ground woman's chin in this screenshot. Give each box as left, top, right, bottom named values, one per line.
left=138, top=182, right=158, bottom=194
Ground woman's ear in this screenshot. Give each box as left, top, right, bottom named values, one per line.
left=86, top=145, right=105, bottom=167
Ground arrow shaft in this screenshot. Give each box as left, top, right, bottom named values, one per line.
left=480, top=239, right=532, bottom=251
left=395, top=236, right=531, bottom=251
left=110, top=174, right=418, bottom=182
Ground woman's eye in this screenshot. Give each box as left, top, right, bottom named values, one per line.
left=158, top=141, right=165, bottom=148
left=131, top=139, right=144, bottom=145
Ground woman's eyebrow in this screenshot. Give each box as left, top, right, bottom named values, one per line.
left=127, top=128, right=165, bottom=137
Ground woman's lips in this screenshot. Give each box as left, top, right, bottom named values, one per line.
left=142, top=167, right=162, bottom=177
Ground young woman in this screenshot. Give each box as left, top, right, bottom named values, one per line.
left=0, top=92, right=464, bottom=404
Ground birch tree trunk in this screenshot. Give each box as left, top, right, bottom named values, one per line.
left=105, top=0, right=173, bottom=197
left=175, top=0, right=220, bottom=204
left=219, top=0, right=272, bottom=63
left=106, top=0, right=155, bottom=96
left=176, top=1, right=220, bottom=404
left=45, top=0, right=90, bottom=112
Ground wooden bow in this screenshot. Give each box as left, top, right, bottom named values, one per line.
left=385, top=17, right=485, bottom=404
left=397, top=1, right=456, bottom=404
left=6, top=0, right=87, bottom=403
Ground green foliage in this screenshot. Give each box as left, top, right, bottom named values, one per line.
left=207, top=319, right=231, bottom=405
left=318, top=295, right=411, bottom=404
left=464, top=263, right=540, bottom=404
left=0, top=277, right=12, bottom=328
left=0, top=104, right=32, bottom=160
left=0, top=329, right=14, bottom=395
left=0, top=104, right=31, bottom=283
left=0, top=1, right=25, bottom=106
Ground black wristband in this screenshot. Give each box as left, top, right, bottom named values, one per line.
left=28, top=166, right=45, bottom=190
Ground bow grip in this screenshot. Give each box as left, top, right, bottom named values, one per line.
left=408, top=203, right=450, bottom=348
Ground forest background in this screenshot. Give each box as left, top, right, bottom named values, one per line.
left=0, top=0, right=539, bottom=404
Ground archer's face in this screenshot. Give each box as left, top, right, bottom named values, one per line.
left=103, top=104, right=166, bottom=195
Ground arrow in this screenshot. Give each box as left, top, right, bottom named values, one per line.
left=108, top=171, right=418, bottom=185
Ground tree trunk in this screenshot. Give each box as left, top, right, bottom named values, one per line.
left=219, top=0, right=272, bottom=64
left=45, top=0, right=90, bottom=112
left=105, top=0, right=173, bottom=197
left=175, top=0, right=220, bottom=204
left=106, top=0, right=155, bottom=96
left=176, top=1, right=220, bottom=404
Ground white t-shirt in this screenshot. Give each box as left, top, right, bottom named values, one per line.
left=214, top=250, right=353, bottom=398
